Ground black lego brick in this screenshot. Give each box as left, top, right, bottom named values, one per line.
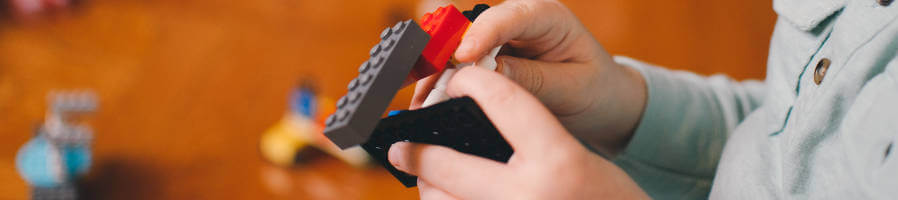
left=324, top=20, right=431, bottom=149
left=462, top=4, right=490, bottom=22
left=361, top=97, right=514, bottom=187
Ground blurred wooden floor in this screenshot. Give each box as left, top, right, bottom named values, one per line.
left=0, top=0, right=774, bottom=199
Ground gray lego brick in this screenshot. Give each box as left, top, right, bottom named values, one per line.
left=31, top=184, right=77, bottom=200
left=45, top=90, right=97, bottom=146
left=324, top=20, right=431, bottom=149
left=49, top=91, right=97, bottom=114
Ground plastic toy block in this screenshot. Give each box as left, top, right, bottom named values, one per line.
left=31, top=184, right=77, bottom=200
left=361, top=97, right=514, bottom=187
left=324, top=20, right=431, bottom=149
left=17, top=90, right=97, bottom=200
left=410, top=5, right=471, bottom=81
left=45, top=91, right=97, bottom=146
left=462, top=4, right=491, bottom=21
left=387, top=110, right=404, bottom=117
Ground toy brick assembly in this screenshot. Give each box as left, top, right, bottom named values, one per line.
left=322, top=4, right=513, bottom=187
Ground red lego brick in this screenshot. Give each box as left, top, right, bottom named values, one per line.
left=410, top=5, right=471, bottom=81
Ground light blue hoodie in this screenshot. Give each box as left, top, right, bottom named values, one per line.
left=612, top=0, right=898, bottom=198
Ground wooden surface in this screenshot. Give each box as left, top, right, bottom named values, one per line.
left=0, top=0, right=774, bottom=199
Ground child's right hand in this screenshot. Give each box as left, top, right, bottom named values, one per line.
left=410, top=0, right=648, bottom=157
left=392, top=66, right=649, bottom=200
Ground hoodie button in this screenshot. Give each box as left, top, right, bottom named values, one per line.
left=814, top=58, right=831, bottom=85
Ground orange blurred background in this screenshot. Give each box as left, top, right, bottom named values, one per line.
left=0, top=0, right=774, bottom=199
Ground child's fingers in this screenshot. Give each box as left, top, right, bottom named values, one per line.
left=409, top=73, right=441, bottom=109
left=417, top=179, right=460, bottom=200
left=445, top=67, right=579, bottom=157
left=388, top=142, right=508, bottom=200
left=454, top=0, right=569, bottom=62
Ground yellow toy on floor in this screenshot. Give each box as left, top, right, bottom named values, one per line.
left=260, top=83, right=370, bottom=167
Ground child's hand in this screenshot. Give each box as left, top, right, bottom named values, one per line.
left=391, top=67, right=649, bottom=199
left=410, top=0, right=647, bottom=157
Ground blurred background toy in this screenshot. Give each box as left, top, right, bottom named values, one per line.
left=16, top=90, right=97, bottom=200
left=260, top=80, right=370, bottom=168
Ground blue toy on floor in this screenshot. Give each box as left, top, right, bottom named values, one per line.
left=16, top=91, right=97, bottom=200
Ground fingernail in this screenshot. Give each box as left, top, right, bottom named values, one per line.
left=388, top=141, right=408, bottom=170
left=456, top=39, right=476, bottom=59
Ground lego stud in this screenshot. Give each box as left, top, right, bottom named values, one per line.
left=380, top=27, right=393, bottom=40
left=337, top=96, right=348, bottom=109
left=382, top=38, right=396, bottom=51
left=333, top=110, right=344, bottom=121
left=359, top=73, right=372, bottom=85
left=421, top=14, right=434, bottom=30
left=348, top=91, right=360, bottom=103
left=348, top=78, right=359, bottom=91
left=392, top=21, right=407, bottom=33
left=338, top=110, right=351, bottom=121
left=358, top=61, right=370, bottom=73
left=368, top=56, right=381, bottom=67
left=434, top=6, right=445, bottom=16
left=371, top=57, right=384, bottom=69
left=326, top=114, right=336, bottom=126
left=369, top=43, right=382, bottom=56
